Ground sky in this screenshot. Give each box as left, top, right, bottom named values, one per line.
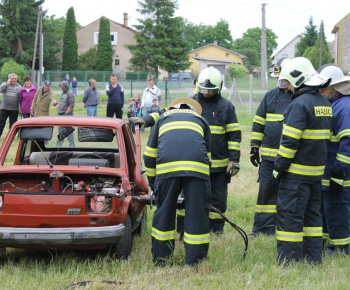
left=42, top=0, right=348, bottom=55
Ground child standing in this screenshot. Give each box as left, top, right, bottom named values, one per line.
left=71, top=77, right=78, bottom=95
left=148, top=96, right=160, bottom=114
left=133, top=94, right=142, bottom=117
left=127, top=98, right=136, bottom=133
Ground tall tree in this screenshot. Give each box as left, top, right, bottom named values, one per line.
left=96, top=17, right=113, bottom=71
left=127, top=0, right=190, bottom=75
left=62, top=7, right=78, bottom=70
left=233, top=27, right=278, bottom=66
left=295, top=16, right=318, bottom=57
left=0, top=0, right=44, bottom=66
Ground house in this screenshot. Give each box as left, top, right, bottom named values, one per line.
left=188, top=41, right=246, bottom=76
left=76, top=13, right=136, bottom=78
left=332, top=13, right=350, bottom=73
left=271, top=34, right=302, bottom=64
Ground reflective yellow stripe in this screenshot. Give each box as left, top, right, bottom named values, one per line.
left=283, top=124, right=302, bottom=139
left=301, top=129, right=331, bottom=140
left=330, top=237, right=350, bottom=245
left=156, top=161, right=210, bottom=175
left=184, top=232, right=210, bottom=245
left=277, top=145, right=297, bottom=159
left=228, top=141, right=240, bottom=151
left=150, top=113, right=160, bottom=122
left=211, top=158, right=229, bottom=168
left=277, top=230, right=303, bottom=242
left=322, top=179, right=330, bottom=187
left=177, top=209, right=185, bottom=216
left=253, top=115, right=266, bottom=125
left=261, top=147, right=278, bottom=157
left=209, top=211, right=223, bottom=220
left=286, top=163, right=325, bottom=176
left=255, top=204, right=276, bottom=213
left=145, top=167, right=156, bottom=177
left=303, top=227, right=322, bottom=237
left=251, top=132, right=264, bottom=141
left=337, top=129, right=350, bottom=140
left=272, top=170, right=279, bottom=178
left=144, top=146, right=157, bottom=157
left=266, top=113, right=284, bottom=122
left=331, top=135, right=339, bottom=142
left=159, top=121, right=204, bottom=137
left=207, top=152, right=212, bottom=162
left=344, top=180, right=350, bottom=187
left=336, top=153, right=350, bottom=165
left=151, top=227, right=176, bottom=241
left=210, top=125, right=225, bottom=134
left=226, top=123, right=240, bottom=132
left=323, top=233, right=329, bottom=240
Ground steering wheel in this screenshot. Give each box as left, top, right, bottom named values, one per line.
left=76, top=153, right=104, bottom=159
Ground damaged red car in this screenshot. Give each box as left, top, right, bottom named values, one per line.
left=0, top=116, right=149, bottom=259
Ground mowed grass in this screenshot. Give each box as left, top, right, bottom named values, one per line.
left=0, top=95, right=348, bottom=290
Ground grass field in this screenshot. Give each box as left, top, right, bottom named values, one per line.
left=0, top=95, right=348, bottom=289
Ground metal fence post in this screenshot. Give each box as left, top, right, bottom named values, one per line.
left=249, top=74, right=253, bottom=115
left=131, top=80, right=133, bottom=98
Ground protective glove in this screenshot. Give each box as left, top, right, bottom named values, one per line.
left=272, top=166, right=284, bottom=183
left=129, top=117, right=146, bottom=128
left=227, top=161, right=240, bottom=177
left=250, top=147, right=261, bottom=167
left=330, top=170, right=345, bottom=192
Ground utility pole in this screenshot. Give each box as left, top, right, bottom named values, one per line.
left=319, top=22, right=323, bottom=68
left=260, top=3, right=268, bottom=90
left=31, top=7, right=41, bottom=85
left=38, top=7, right=43, bottom=87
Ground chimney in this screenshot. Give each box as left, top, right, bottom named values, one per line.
left=123, top=12, right=128, bottom=27
left=214, top=40, right=218, bottom=46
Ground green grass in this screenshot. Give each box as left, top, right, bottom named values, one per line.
left=0, top=98, right=346, bottom=289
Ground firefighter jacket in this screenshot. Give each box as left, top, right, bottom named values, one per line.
left=143, top=93, right=241, bottom=172
left=193, top=93, right=241, bottom=172
left=274, top=87, right=332, bottom=181
left=143, top=109, right=211, bottom=189
left=322, top=94, right=350, bottom=190
left=251, top=87, right=293, bottom=161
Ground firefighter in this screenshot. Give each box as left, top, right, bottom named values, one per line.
left=317, top=64, right=350, bottom=254
left=144, top=97, right=211, bottom=266
left=274, top=57, right=332, bottom=264
left=249, top=57, right=293, bottom=237
left=133, top=67, right=241, bottom=234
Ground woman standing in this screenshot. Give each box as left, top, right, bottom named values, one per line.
left=18, top=76, right=37, bottom=118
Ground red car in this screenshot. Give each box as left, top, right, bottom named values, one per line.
left=0, top=116, right=149, bottom=259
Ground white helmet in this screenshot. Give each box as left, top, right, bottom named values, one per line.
left=271, top=57, right=291, bottom=77
left=317, top=64, right=350, bottom=86
left=279, top=57, right=331, bottom=88
left=198, top=66, right=222, bottom=95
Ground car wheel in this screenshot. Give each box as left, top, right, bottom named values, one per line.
left=135, top=208, right=147, bottom=235
left=113, top=215, right=132, bottom=260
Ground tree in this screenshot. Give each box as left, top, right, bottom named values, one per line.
left=96, top=17, right=113, bottom=71
left=295, top=16, right=318, bottom=57
left=127, top=0, right=190, bottom=75
left=233, top=27, right=278, bottom=66
left=78, top=48, right=98, bottom=71
left=227, top=63, right=249, bottom=78
left=0, top=60, right=27, bottom=83
left=62, top=7, right=78, bottom=70
left=0, top=0, right=44, bottom=66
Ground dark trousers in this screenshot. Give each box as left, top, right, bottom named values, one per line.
left=0, top=109, right=18, bottom=137
left=252, top=159, right=278, bottom=235
left=323, top=185, right=350, bottom=254
left=177, top=171, right=228, bottom=234
left=276, top=174, right=323, bottom=265
left=152, top=177, right=210, bottom=266
left=106, top=103, right=123, bottom=119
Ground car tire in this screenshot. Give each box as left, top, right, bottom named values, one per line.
left=135, top=208, right=147, bottom=235
left=113, top=215, right=132, bottom=260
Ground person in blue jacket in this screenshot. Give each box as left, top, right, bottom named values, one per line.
left=106, top=74, right=124, bottom=119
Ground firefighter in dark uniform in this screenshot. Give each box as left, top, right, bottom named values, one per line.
left=144, top=97, right=211, bottom=266
left=318, top=65, right=350, bottom=254
left=249, top=57, right=293, bottom=237
left=274, top=57, right=332, bottom=264
left=133, top=67, right=241, bottom=234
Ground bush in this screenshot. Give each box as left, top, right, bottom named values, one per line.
left=227, top=63, right=249, bottom=78
left=0, top=59, right=27, bottom=84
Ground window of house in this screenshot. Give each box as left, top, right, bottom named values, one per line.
left=195, top=53, right=199, bottom=57
left=226, top=53, right=229, bottom=57
left=115, top=59, right=120, bottom=65
left=94, top=32, right=118, bottom=45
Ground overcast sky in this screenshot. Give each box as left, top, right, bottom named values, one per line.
left=43, top=0, right=348, bottom=55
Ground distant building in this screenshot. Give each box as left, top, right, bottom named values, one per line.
left=188, top=41, right=246, bottom=76
left=271, top=34, right=303, bottom=64
left=76, top=13, right=136, bottom=78
left=332, top=13, right=350, bottom=73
